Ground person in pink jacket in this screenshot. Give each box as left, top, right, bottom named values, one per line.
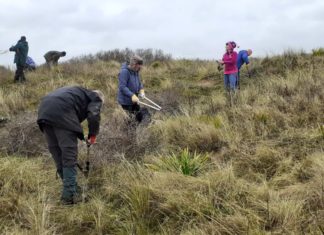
left=218, top=41, right=238, bottom=91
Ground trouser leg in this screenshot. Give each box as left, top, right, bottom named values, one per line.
left=16, top=65, right=25, bottom=82
left=14, top=67, right=19, bottom=82
left=54, top=128, right=78, bottom=203
left=122, top=104, right=151, bottom=126
left=122, top=104, right=141, bottom=123
left=224, top=74, right=230, bottom=91
left=229, top=73, right=238, bottom=91
left=136, top=107, right=151, bottom=124
left=42, top=125, right=63, bottom=180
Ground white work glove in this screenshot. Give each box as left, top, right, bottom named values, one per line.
left=138, top=89, right=145, bottom=99
left=131, top=94, right=139, bottom=103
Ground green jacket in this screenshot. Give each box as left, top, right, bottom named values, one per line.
left=9, top=40, right=29, bottom=66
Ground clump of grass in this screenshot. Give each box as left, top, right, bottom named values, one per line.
left=150, top=148, right=210, bottom=176
left=319, top=124, right=324, bottom=139
left=254, top=111, right=269, bottom=125
left=196, top=115, right=223, bottom=129
left=149, top=116, right=225, bottom=152
left=312, top=47, right=324, bottom=56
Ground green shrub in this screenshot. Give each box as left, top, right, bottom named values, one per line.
left=150, top=148, right=210, bottom=176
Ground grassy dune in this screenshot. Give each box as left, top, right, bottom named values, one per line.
left=0, top=51, right=323, bottom=234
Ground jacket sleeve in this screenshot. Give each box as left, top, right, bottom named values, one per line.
left=87, top=98, right=102, bottom=137
left=119, top=69, right=134, bottom=97
left=9, top=42, right=19, bottom=52
left=243, top=53, right=250, bottom=64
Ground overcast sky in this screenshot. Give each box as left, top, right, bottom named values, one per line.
left=0, top=0, right=323, bottom=66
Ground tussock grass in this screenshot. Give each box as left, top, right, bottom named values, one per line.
left=0, top=51, right=324, bottom=233
left=148, top=116, right=225, bottom=152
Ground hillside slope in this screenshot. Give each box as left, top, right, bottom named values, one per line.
left=0, top=52, right=323, bottom=234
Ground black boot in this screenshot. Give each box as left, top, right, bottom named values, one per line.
left=61, top=167, right=81, bottom=205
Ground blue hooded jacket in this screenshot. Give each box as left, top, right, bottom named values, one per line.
left=117, top=63, right=143, bottom=105
left=237, top=50, right=250, bottom=70
left=26, top=56, right=36, bottom=67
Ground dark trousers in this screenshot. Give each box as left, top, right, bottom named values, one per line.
left=14, top=64, right=26, bottom=82
left=122, top=104, right=151, bottom=123
left=122, top=104, right=142, bottom=122
left=42, top=124, right=78, bottom=178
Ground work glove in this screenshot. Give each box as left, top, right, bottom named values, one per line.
left=88, top=135, right=96, bottom=145
left=138, top=89, right=145, bottom=99
left=131, top=94, right=139, bottom=103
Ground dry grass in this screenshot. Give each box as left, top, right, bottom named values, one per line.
left=0, top=51, right=323, bottom=234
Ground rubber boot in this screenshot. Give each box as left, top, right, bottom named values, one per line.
left=61, top=167, right=78, bottom=205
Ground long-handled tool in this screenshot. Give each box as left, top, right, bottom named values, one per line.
left=0, top=50, right=9, bottom=55
left=143, top=97, right=161, bottom=109
left=138, top=96, right=162, bottom=111
left=76, top=140, right=91, bottom=202
left=138, top=101, right=160, bottom=110
left=77, top=141, right=90, bottom=177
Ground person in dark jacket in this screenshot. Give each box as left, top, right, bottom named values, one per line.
left=117, top=55, right=150, bottom=124
left=44, top=51, right=66, bottom=68
left=9, top=36, right=29, bottom=83
left=37, top=86, right=104, bottom=204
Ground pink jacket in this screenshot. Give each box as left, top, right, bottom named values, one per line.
left=222, top=51, right=238, bottom=74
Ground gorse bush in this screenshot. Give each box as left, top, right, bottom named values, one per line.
left=150, top=148, right=210, bottom=176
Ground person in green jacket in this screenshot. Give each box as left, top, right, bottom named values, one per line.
left=9, top=36, right=29, bottom=83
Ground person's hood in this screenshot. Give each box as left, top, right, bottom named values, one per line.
left=121, top=62, right=137, bottom=74
left=121, top=62, right=128, bottom=70
left=18, top=40, right=28, bottom=46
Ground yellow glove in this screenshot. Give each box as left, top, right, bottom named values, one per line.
left=139, top=89, right=145, bottom=99
left=131, top=94, right=139, bottom=103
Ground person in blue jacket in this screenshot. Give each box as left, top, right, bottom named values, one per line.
left=236, top=49, right=252, bottom=88
left=117, top=55, right=150, bottom=124
left=25, top=56, right=36, bottom=71
left=9, top=36, right=29, bottom=83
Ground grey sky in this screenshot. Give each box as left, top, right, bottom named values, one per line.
left=0, top=0, right=323, bottom=66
